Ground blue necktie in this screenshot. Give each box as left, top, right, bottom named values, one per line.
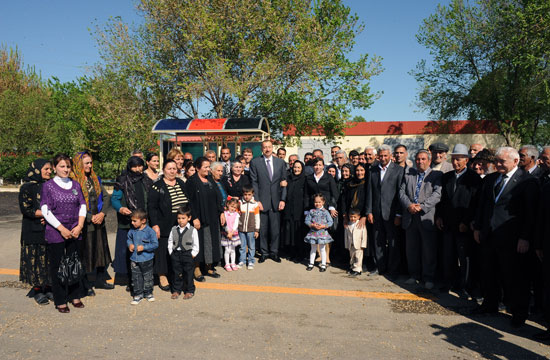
left=414, top=172, right=425, bottom=203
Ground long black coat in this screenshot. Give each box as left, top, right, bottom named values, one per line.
left=436, top=168, right=481, bottom=231
left=19, top=182, right=46, bottom=245
left=284, top=174, right=306, bottom=222
left=303, top=172, right=339, bottom=211
left=185, top=173, right=224, bottom=263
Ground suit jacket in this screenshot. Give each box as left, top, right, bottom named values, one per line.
left=303, top=172, right=339, bottom=211
left=250, top=155, right=287, bottom=212
left=366, top=162, right=404, bottom=221
left=436, top=168, right=481, bottom=231
left=399, top=167, right=443, bottom=231
left=528, top=165, right=544, bottom=179
left=431, top=161, right=454, bottom=174
left=474, top=168, right=539, bottom=245
left=344, top=223, right=368, bottom=249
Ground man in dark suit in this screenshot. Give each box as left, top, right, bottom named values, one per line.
left=399, top=150, right=443, bottom=289
left=366, top=144, right=404, bottom=278
left=435, top=144, right=481, bottom=294
left=519, top=145, right=543, bottom=179
left=534, top=178, right=550, bottom=340
left=473, top=147, right=539, bottom=327
left=250, top=140, right=287, bottom=263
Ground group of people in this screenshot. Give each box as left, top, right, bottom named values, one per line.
left=16, top=139, right=550, bottom=339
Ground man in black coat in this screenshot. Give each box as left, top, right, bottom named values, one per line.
left=519, top=145, right=544, bottom=179
left=366, top=144, right=404, bottom=277
left=473, top=146, right=539, bottom=327
left=435, top=144, right=481, bottom=294
left=534, top=178, right=550, bottom=340
left=250, top=140, right=287, bottom=263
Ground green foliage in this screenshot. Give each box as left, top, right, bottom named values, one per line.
left=412, top=0, right=550, bottom=146
left=95, top=0, right=382, bottom=141
left=0, top=154, right=39, bottom=182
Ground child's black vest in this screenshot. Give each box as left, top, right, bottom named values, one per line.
left=171, top=226, right=194, bottom=251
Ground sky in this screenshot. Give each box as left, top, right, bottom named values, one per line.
left=0, top=0, right=450, bottom=122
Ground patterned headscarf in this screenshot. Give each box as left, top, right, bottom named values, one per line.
left=70, top=152, right=102, bottom=211
left=24, top=159, right=51, bottom=183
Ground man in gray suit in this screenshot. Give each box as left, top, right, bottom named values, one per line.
left=366, top=144, right=405, bottom=278
left=399, top=150, right=443, bottom=289
left=250, top=140, right=287, bottom=263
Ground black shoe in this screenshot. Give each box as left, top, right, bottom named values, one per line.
left=125, top=285, right=131, bottom=292
left=349, top=271, right=361, bottom=277
left=33, top=293, right=49, bottom=305
left=470, top=304, right=498, bottom=315
left=533, top=330, right=550, bottom=341
left=270, top=255, right=281, bottom=263
left=159, top=284, right=171, bottom=292
left=194, top=275, right=205, bottom=282
left=87, top=288, right=96, bottom=297
left=511, top=316, right=525, bottom=328
left=306, top=264, right=314, bottom=271
left=206, top=271, right=221, bottom=279
left=258, top=255, right=268, bottom=263
left=95, top=282, right=115, bottom=290
left=319, top=265, right=327, bottom=272
left=44, top=292, right=54, bottom=301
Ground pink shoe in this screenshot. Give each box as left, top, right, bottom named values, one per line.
left=231, top=264, right=239, bottom=271
left=224, top=264, right=232, bottom=272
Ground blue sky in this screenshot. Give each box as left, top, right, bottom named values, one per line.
left=0, top=0, right=449, bottom=122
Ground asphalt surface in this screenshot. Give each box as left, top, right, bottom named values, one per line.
left=1, top=191, right=549, bottom=359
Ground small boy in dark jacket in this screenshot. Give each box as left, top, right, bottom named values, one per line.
left=127, top=209, right=158, bottom=305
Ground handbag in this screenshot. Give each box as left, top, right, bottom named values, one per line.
left=57, top=250, right=84, bottom=286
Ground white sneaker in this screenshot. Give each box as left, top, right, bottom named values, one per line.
left=424, top=282, right=434, bottom=290
left=247, top=264, right=254, bottom=270
left=130, top=297, right=143, bottom=305
left=405, top=278, right=417, bottom=285
left=146, top=295, right=155, bottom=302
left=237, top=262, right=244, bottom=269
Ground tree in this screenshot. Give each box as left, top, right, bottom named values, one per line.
left=95, top=0, right=381, bottom=142
left=412, top=0, right=550, bottom=146
left=0, top=47, right=52, bottom=155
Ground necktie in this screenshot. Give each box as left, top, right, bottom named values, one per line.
left=266, top=159, right=273, bottom=181
left=494, top=174, right=507, bottom=199
left=414, top=172, right=425, bottom=203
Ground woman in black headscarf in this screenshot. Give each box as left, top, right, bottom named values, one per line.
left=185, top=157, right=225, bottom=281
left=111, top=156, right=148, bottom=289
left=19, top=159, right=53, bottom=305
left=333, top=163, right=354, bottom=263
left=282, top=160, right=307, bottom=261
left=342, top=163, right=367, bottom=222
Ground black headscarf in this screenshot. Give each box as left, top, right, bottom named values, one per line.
left=289, top=160, right=306, bottom=181
left=115, top=156, right=145, bottom=210
left=24, top=159, right=50, bottom=183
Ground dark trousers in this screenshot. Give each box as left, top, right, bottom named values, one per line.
left=171, top=250, right=195, bottom=294
left=260, top=209, right=280, bottom=256
left=480, top=234, right=530, bottom=320
left=441, top=230, right=470, bottom=289
left=48, top=240, right=85, bottom=306
left=130, top=258, right=154, bottom=298
left=405, top=217, right=437, bottom=282
left=373, top=218, right=400, bottom=275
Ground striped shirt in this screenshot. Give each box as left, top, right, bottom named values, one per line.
left=167, top=184, right=188, bottom=213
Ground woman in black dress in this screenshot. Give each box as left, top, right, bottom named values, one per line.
left=342, top=163, right=367, bottom=223
left=222, top=161, right=250, bottom=199
left=70, top=151, right=113, bottom=295
left=148, top=159, right=191, bottom=291
left=111, top=156, right=148, bottom=289
left=19, top=159, right=52, bottom=305
left=185, top=157, right=225, bottom=281
left=282, top=160, right=307, bottom=261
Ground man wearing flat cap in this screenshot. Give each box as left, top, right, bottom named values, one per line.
left=429, top=142, right=454, bottom=174
left=436, top=144, right=481, bottom=295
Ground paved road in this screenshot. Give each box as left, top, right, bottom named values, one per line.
left=0, top=192, right=549, bottom=359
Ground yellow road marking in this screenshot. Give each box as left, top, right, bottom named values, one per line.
left=0, top=268, right=434, bottom=301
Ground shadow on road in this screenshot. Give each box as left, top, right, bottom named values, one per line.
left=431, top=322, right=546, bottom=359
